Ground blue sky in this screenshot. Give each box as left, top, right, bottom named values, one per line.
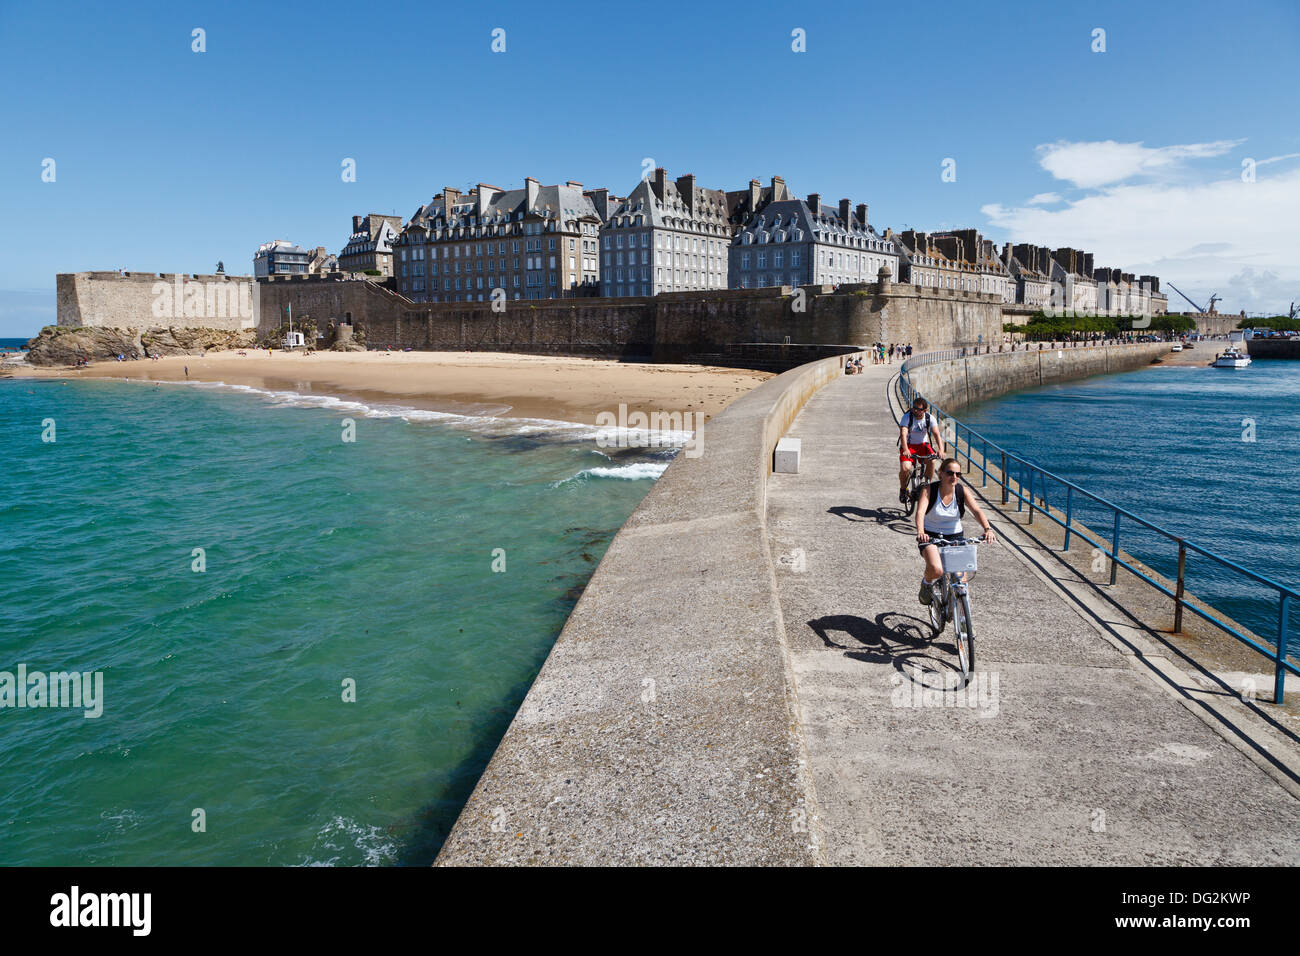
left=2, top=0, right=1297, bottom=335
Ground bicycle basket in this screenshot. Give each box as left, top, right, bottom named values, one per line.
left=939, top=545, right=978, bottom=574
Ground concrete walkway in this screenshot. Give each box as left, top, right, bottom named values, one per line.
left=767, top=362, right=1300, bottom=864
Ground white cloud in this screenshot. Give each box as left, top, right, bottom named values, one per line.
left=1257, top=152, right=1300, bottom=166
left=1036, top=139, right=1244, bottom=189
left=1026, top=192, right=1061, bottom=205
left=982, top=163, right=1300, bottom=315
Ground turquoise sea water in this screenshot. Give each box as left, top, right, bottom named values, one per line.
left=956, top=358, right=1300, bottom=657
left=0, top=376, right=670, bottom=865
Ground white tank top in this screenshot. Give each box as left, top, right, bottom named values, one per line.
left=925, top=487, right=963, bottom=535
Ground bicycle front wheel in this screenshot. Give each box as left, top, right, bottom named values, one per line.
left=952, top=590, right=975, bottom=684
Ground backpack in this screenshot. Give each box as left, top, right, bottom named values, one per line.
left=925, top=481, right=965, bottom=517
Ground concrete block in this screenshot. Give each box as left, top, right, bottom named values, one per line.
left=774, top=436, right=802, bottom=474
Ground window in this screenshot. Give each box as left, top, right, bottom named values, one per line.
left=774, top=251, right=783, bottom=267
left=758, top=252, right=766, bottom=269
left=741, top=252, right=750, bottom=270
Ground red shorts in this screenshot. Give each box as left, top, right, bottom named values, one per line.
left=900, top=442, right=935, bottom=463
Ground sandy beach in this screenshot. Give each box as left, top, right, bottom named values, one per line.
left=7, top=350, right=773, bottom=426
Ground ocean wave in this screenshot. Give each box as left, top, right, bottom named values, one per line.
left=119, top=377, right=699, bottom=447
left=297, top=815, right=399, bottom=867
left=559, top=462, right=671, bottom=483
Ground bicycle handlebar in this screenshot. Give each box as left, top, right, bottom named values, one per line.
left=922, top=534, right=988, bottom=546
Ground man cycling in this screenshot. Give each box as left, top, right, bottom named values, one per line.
left=898, top=397, right=944, bottom=505
left=915, top=458, right=996, bottom=604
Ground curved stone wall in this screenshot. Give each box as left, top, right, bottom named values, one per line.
left=906, top=343, right=1171, bottom=412
left=434, top=351, right=861, bottom=865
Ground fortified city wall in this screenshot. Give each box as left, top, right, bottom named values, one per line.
left=253, top=275, right=1005, bottom=356
left=905, top=342, right=1171, bottom=412
left=57, top=272, right=258, bottom=332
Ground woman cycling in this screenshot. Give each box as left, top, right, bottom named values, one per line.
left=915, top=458, right=996, bottom=605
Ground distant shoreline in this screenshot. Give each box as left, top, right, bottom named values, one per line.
left=6, top=349, right=772, bottom=426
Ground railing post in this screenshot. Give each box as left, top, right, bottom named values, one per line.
left=1001, top=452, right=1008, bottom=504
left=1174, top=541, right=1186, bottom=633
left=982, top=439, right=988, bottom=487
left=1063, top=486, right=1073, bottom=551
left=1276, top=594, right=1291, bottom=705
left=1017, top=460, right=1024, bottom=512
left=1028, top=466, right=1035, bottom=523
left=1109, top=512, right=1121, bottom=585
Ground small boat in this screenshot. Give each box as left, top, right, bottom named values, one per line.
left=1212, top=346, right=1251, bottom=368
left=1170, top=343, right=1183, bottom=352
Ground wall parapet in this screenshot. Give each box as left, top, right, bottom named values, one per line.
left=906, top=342, right=1171, bottom=412
left=434, top=350, right=859, bottom=865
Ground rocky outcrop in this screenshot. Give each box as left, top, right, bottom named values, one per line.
left=24, top=326, right=144, bottom=365
left=24, top=326, right=258, bottom=366
left=139, top=327, right=257, bottom=356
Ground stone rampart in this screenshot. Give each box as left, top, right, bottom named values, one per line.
left=434, top=349, right=864, bottom=864
left=255, top=275, right=1003, bottom=358
left=57, top=272, right=258, bottom=332
left=906, top=343, right=1171, bottom=412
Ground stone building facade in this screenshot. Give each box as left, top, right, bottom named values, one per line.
left=253, top=240, right=309, bottom=277
left=729, top=190, right=897, bottom=290
left=896, top=229, right=1013, bottom=303
left=599, top=168, right=731, bottom=297
left=339, top=214, right=401, bottom=276
left=307, top=246, right=339, bottom=274
left=1005, top=243, right=1055, bottom=309
left=1094, top=268, right=1166, bottom=316
left=393, top=179, right=607, bottom=302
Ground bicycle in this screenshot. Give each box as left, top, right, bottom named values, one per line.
left=922, top=534, right=986, bottom=686
left=901, top=453, right=940, bottom=518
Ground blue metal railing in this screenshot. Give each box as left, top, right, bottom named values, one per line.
left=897, top=350, right=1300, bottom=704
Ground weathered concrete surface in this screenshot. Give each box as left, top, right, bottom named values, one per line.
left=909, top=343, right=1169, bottom=411
left=767, top=363, right=1300, bottom=864
left=434, top=352, right=862, bottom=865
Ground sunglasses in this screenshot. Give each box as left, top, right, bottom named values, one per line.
left=943, top=470, right=961, bottom=477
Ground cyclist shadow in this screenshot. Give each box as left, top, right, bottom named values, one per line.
left=808, top=610, right=965, bottom=688
left=828, top=505, right=913, bottom=534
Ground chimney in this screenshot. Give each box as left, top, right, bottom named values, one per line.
left=748, top=179, right=761, bottom=213
left=676, top=173, right=697, bottom=209
left=525, top=177, right=540, bottom=211
left=352, top=215, right=364, bottom=233
left=651, top=167, right=668, bottom=201
left=771, top=175, right=786, bottom=200
left=566, top=180, right=583, bottom=188
left=839, top=198, right=851, bottom=224
left=586, top=187, right=611, bottom=222
left=807, top=193, right=821, bottom=215
left=856, top=203, right=867, bottom=226
left=443, top=187, right=461, bottom=214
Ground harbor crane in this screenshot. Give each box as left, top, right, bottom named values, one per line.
left=1168, top=283, right=1220, bottom=314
